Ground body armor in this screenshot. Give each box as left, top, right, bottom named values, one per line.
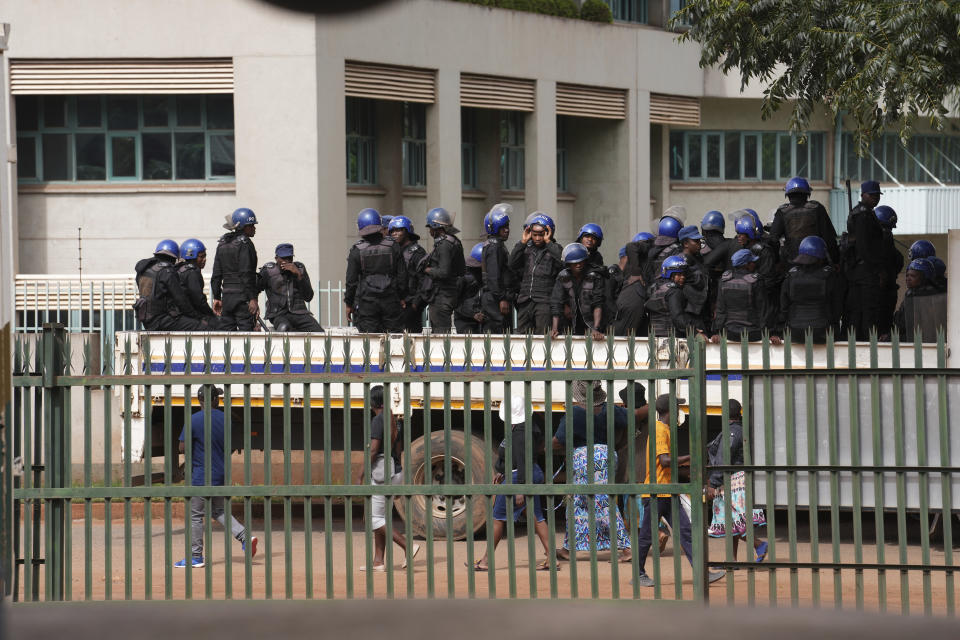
left=356, top=236, right=396, bottom=295
left=261, top=262, right=310, bottom=318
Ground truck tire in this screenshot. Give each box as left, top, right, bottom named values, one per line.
left=397, top=430, right=487, bottom=541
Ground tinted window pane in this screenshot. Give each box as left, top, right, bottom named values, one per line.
left=143, top=96, right=169, bottom=127
left=142, top=132, right=172, bottom=180
left=42, top=133, right=70, bottom=180
left=75, top=133, right=106, bottom=180
left=210, top=134, right=235, bottom=176
left=778, top=134, right=792, bottom=178
left=669, top=131, right=684, bottom=179
left=809, top=133, right=824, bottom=181
left=77, top=97, right=102, bottom=127
left=724, top=133, right=740, bottom=180
left=111, top=136, right=136, bottom=177
left=795, top=138, right=809, bottom=178
left=177, top=96, right=203, bottom=127
left=688, top=134, right=702, bottom=178
left=175, top=132, right=205, bottom=179
left=206, top=95, right=234, bottom=129
left=16, top=136, right=37, bottom=179
left=15, top=96, right=39, bottom=131
left=43, top=96, right=68, bottom=128
left=107, top=97, right=138, bottom=130
left=761, top=133, right=777, bottom=180
left=706, top=134, right=721, bottom=178
left=743, top=134, right=758, bottom=178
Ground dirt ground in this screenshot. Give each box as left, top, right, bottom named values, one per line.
left=10, top=505, right=957, bottom=615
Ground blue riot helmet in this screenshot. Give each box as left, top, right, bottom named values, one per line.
left=577, top=223, right=604, bottom=246
left=528, top=212, right=555, bottom=235
left=561, top=242, right=589, bottom=264
left=909, top=239, right=936, bottom=261
left=357, top=208, right=382, bottom=236
left=387, top=215, right=419, bottom=241
left=484, top=203, right=511, bottom=235
left=744, top=208, right=764, bottom=234
left=797, top=235, right=828, bottom=261
left=731, top=249, right=759, bottom=268
left=632, top=231, right=655, bottom=243
left=660, top=254, right=688, bottom=279
left=928, top=256, right=946, bottom=281
left=874, top=205, right=898, bottom=229
left=466, top=242, right=485, bottom=268
left=618, top=246, right=627, bottom=259
left=380, top=215, right=394, bottom=228
left=657, top=216, right=682, bottom=239
left=425, top=207, right=460, bottom=233
left=700, top=210, right=725, bottom=232
left=907, top=258, right=936, bottom=283
left=226, top=207, right=258, bottom=230
left=154, top=239, right=180, bottom=259
left=734, top=215, right=758, bottom=240
left=784, top=177, right=812, bottom=195
left=180, top=238, right=206, bottom=261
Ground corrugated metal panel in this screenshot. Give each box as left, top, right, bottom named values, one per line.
left=460, top=73, right=535, bottom=112
left=10, top=58, right=234, bottom=94
left=830, top=186, right=960, bottom=235
left=556, top=83, right=626, bottom=120
left=649, top=93, right=700, bottom=126
left=345, top=61, right=436, bottom=103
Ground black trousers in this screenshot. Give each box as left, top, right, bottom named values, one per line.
left=220, top=294, right=257, bottom=331
left=354, top=295, right=404, bottom=333
left=269, top=312, right=323, bottom=332
left=515, top=299, right=551, bottom=334
left=480, top=292, right=511, bottom=334
left=400, top=304, right=423, bottom=334
left=428, top=290, right=457, bottom=333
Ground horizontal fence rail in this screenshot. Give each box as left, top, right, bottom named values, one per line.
left=4, top=325, right=959, bottom=613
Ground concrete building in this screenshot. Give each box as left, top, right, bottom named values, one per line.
left=4, top=0, right=960, bottom=292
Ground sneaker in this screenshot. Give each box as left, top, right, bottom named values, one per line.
left=174, top=557, right=204, bottom=568
left=633, top=573, right=655, bottom=587
left=241, top=536, right=258, bottom=558
left=708, top=570, right=726, bottom=583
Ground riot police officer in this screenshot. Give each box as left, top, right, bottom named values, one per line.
left=645, top=214, right=684, bottom=285
left=177, top=239, right=221, bottom=327
left=874, top=205, right=903, bottom=336
left=454, top=242, right=487, bottom=334
left=258, top=243, right=323, bottom=332
left=509, top=212, right=562, bottom=334
left=711, top=249, right=780, bottom=343
left=576, top=223, right=605, bottom=271
left=135, top=240, right=206, bottom=331
left=894, top=258, right=947, bottom=342
left=550, top=243, right=605, bottom=340
left=480, top=204, right=517, bottom=334
left=909, top=239, right=936, bottom=261
left=421, top=207, right=465, bottom=333
left=844, top=180, right=886, bottom=340
left=735, top=214, right=781, bottom=325
left=212, top=207, right=260, bottom=331
left=604, top=247, right=628, bottom=328
left=779, top=236, right=843, bottom=343
left=344, top=208, right=407, bottom=333
left=624, top=231, right=654, bottom=285
left=644, top=255, right=705, bottom=337
left=388, top=215, right=427, bottom=333
left=929, top=256, right=948, bottom=292
left=769, top=176, right=839, bottom=264
left=678, top=225, right=710, bottom=325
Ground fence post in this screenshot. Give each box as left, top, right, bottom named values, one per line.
left=688, top=335, right=709, bottom=602
left=41, top=323, right=67, bottom=600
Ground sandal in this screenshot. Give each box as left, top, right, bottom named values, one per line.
left=536, top=560, right=553, bottom=572
left=465, top=560, right=488, bottom=572
left=755, top=541, right=768, bottom=563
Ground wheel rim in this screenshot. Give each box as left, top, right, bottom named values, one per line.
left=413, top=453, right=469, bottom=520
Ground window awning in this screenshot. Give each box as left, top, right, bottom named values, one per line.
left=556, top=83, right=627, bottom=120
left=9, top=58, right=234, bottom=94
left=649, top=93, right=700, bottom=126
left=345, top=61, right=436, bottom=103
left=460, top=73, right=535, bottom=112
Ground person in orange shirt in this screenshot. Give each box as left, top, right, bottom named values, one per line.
left=634, top=394, right=725, bottom=587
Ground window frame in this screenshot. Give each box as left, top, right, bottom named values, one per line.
left=672, top=130, right=827, bottom=183
left=557, top=115, right=568, bottom=192
left=608, top=0, right=648, bottom=24
left=499, top=110, right=525, bottom=191
left=345, top=97, right=377, bottom=187
left=461, top=107, right=478, bottom=190
left=401, top=102, right=427, bottom=188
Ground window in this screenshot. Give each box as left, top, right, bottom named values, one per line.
left=608, top=0, right=647, bottom=23
left=557, top=116, right=568, bottom=192
left=461, top=108, right=477, bottom=190
left=346, top=97, right=376, bottom=186
left=669, top=0, right=691, bottom=27
left=15, top=94, right=235, bottom=183
left=402, top=102, right=426, bottom=188
left=840, top=133, right=960, bottom=185
left=669, top=130, right=826, bottom=183
left=500, top=111, right=525, bottom=191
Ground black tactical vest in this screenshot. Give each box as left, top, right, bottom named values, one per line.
left=644, top=280, right=674, bottom=336
left=518, top=244, right=560, bottom=303
left=135, top=260, right=172, bottom=325
left=559, top=271, right=599, bottom=328
left=785, top=266, right=831, bottom=329
left=779, top=201, right=821, bottom=259
left=646, top=242, right=682, bottom=284
left=718, top=270, right=758, bottom=328
left=356, top=236, right=396, bottom=294
left=216, top=233, right=249, bottom=293
left=262, top=262, right=309, bottom=317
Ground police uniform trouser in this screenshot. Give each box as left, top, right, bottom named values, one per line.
left=453, top=315, right=482, bottom=334
left=221, top=294, right=257, bottom=331
left=480, top=292, right=511, bottom=334
left=788, top=326, right=829, bottom=344
left=613, top=282, right=648, bottom=337
left=845, top=273, right=882, bottom=340
left=400, top=304, right=423, bottom=334
left=515, top=300, right=551, bottom=334
left=355, top=294, right=404, bottom=333
left=148, top=314, right=206, bottom=332
left=428, top=290, right=457, bottom=333
left=270, top=312, right=323, bottom=333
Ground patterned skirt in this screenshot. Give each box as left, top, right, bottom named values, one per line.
left=563, top=445, right=631, bottom=552
left=707, top=470, right=766, bottom=538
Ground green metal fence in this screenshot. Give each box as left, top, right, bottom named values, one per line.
left=5, top=324, right=709, bottom=602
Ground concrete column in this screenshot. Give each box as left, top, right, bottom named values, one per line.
left=426, top=68, right=462, bottom=223
left=632, top=88, right=651, bottom=234
left=315, top=55, right=348, bottom=286
left=524, top=79, right=557, bottom=218
left=948, top=228, right=959, bottom=367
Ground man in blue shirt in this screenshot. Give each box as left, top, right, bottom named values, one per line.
left=176, top=386, right=256, bottom=568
